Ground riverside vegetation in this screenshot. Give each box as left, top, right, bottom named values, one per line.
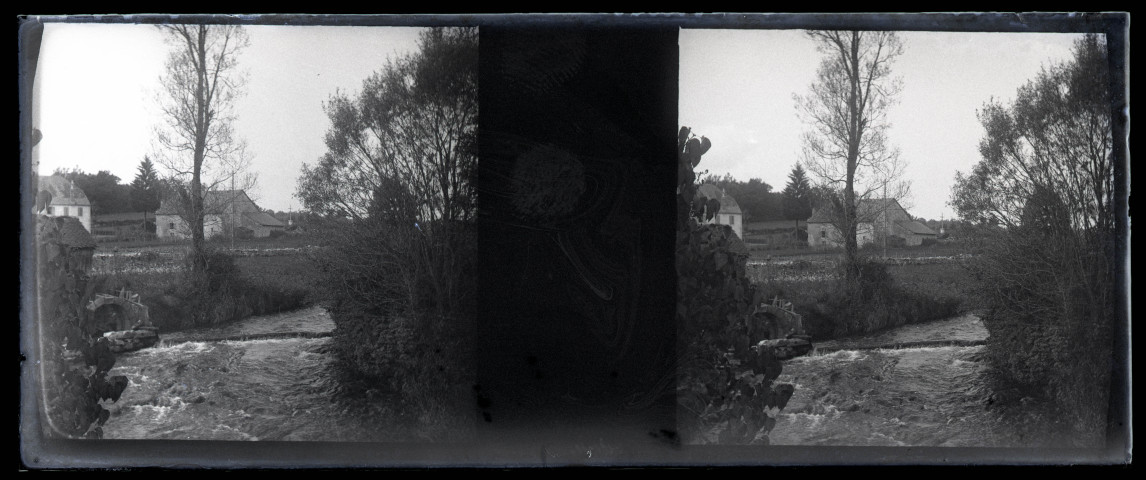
left=88, top=235, right=315, bottom=333
left=676, top=127, right=795, bottom=445
left=677, top=126, right=970, bottom=445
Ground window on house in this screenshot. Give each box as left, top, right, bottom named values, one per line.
left=77, top=207, right=83, bottom=216
left=821, top=230, right=826, bottom=238
left=63, top=207, right=69, bottom=216
left=730, top=216, right=735, bottom=225
left=47, top=206, right=53, bottom=215
left=169, top=223, right=175, bottom=230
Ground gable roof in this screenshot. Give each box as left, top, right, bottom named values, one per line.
left=695, top=184, right=743, bottom=216
left=57, top=216, right=96, bottom=248
left=897, top=220, right=937, bottom=236
left=807, top=198, right=907, bottom=224
left=243, top=211, right=285, bottom=227
left=156, top=190, right=260, bottom=216
left=38, top=176, right=90, bottom=206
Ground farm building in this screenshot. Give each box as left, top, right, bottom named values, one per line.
left=155, top=190, right=285, bottom=240
left=37, top=175, right=93, bottom=232
left=807, top=198, right=937, bottom=248
left=695, top=184, right=743, bottom=239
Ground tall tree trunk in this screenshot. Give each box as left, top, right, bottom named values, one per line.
left=843, top=32, right=862, bottom=284
left=190, top=25, right=208, bottom=271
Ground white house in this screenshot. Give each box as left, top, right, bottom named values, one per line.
left=38, top=175, right=92, bottom=232
left=155, top=190, right=285, bottom=240
left=696, top=184, right=744, bottom=239
left=807, top=198, right=937, bottom=248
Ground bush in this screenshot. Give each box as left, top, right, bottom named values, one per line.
left=90, top=245, right=310, bottom=332
left=972, top=224, right=1114, bottom=446
left=758, top=256, right=960, bottom=340
left=676, top=127, right=793, bottom=445
left=316, top=205, right=477, bottom=439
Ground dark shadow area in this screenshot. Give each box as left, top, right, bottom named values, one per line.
left=476, top=27, right=678, bottom=451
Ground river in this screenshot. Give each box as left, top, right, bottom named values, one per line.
left=769, top=314, right=1064, bottom=447
left=100, top=307, right=428, bottom=442
left=102, top=309, right=1057, bottom=446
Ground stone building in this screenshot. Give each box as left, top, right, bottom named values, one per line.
left=37, top=175, right=92, bottom=232
left=155, top=190, right=285, bottom=240
left=807, top=198, right=937, bottom=248
left=696, top=184, right=744, bottom=239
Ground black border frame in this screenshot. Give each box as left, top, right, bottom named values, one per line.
left=18, top=12, right=1130, bottom=468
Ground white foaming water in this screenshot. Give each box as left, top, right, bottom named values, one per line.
left=143, top=341, right=216, bottom=355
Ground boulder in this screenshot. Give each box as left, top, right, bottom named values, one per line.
left=755, top=337, right=814, bottom=361
left=103, top=326, right=160, bottom=354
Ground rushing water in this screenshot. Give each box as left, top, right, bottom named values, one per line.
left=769, top=315, right=1062, bottom=447
left=101, top=307, right=429, bottom=442
left=103, top=309, right=1058, bottom=445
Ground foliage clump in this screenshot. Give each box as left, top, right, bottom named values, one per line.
left=299, top=27, right=479, bottom=440
left=951, top=34, right=1117, bottom=445
left=676, top=127, right=793, bottom=445
left=772, top=256, right=960, bottom=340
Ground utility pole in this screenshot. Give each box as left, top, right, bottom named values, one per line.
left=230, top=174, right=235, bottom=250
left=882, top=185, right=888, bottom=258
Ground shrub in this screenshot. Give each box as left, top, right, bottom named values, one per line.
left=759, top=256, right=960, bottom=340
left=316, top=199, right=476, bottom=439
left=676, top=127, right=792, bottom=445
left=89, top=244, right=310, bottom=332
left=972, top=223, right=1114, bottom=446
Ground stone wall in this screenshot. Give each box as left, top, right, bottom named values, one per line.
left=35, top=215, right=127, bottom=438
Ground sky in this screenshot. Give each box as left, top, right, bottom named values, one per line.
left=32, top=24, right=1091, bottom=220
left=679, top=29, right=1089, bottom=221
left=33, top=23, right=425, bottom=213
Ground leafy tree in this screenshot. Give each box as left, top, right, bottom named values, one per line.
left=781, top=163, right=814, bottom=221
left=795, top=31, right=910, bottom=280
left=299, top=27, right=476, bottom=315
left=950, top=34, right=1116, bottom=445
left=130, top=156, right=161, bottom=226
left=298, top=27, right=477, bottom=224
left=952, top=34, right=1113, bottom=235
left=153, top=24, right=253, bottom=267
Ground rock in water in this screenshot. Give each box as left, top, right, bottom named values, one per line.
left=756, top=338, right=814, bottom=361
left=103, top=326, right=160, bottom=354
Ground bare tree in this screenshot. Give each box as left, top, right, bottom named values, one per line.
left=152, top=24, right=252, bottom=264
left=795, top=30, right=909, bottom=277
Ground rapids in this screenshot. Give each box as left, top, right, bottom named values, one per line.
left=100, top=307, right=427, bottom=442
left=769, top=314, right=1062, bottom=447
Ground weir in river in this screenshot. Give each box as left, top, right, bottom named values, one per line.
left=99, top=306, right=443, bottom=442
left=769, top=314, right=1068, bottom=447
